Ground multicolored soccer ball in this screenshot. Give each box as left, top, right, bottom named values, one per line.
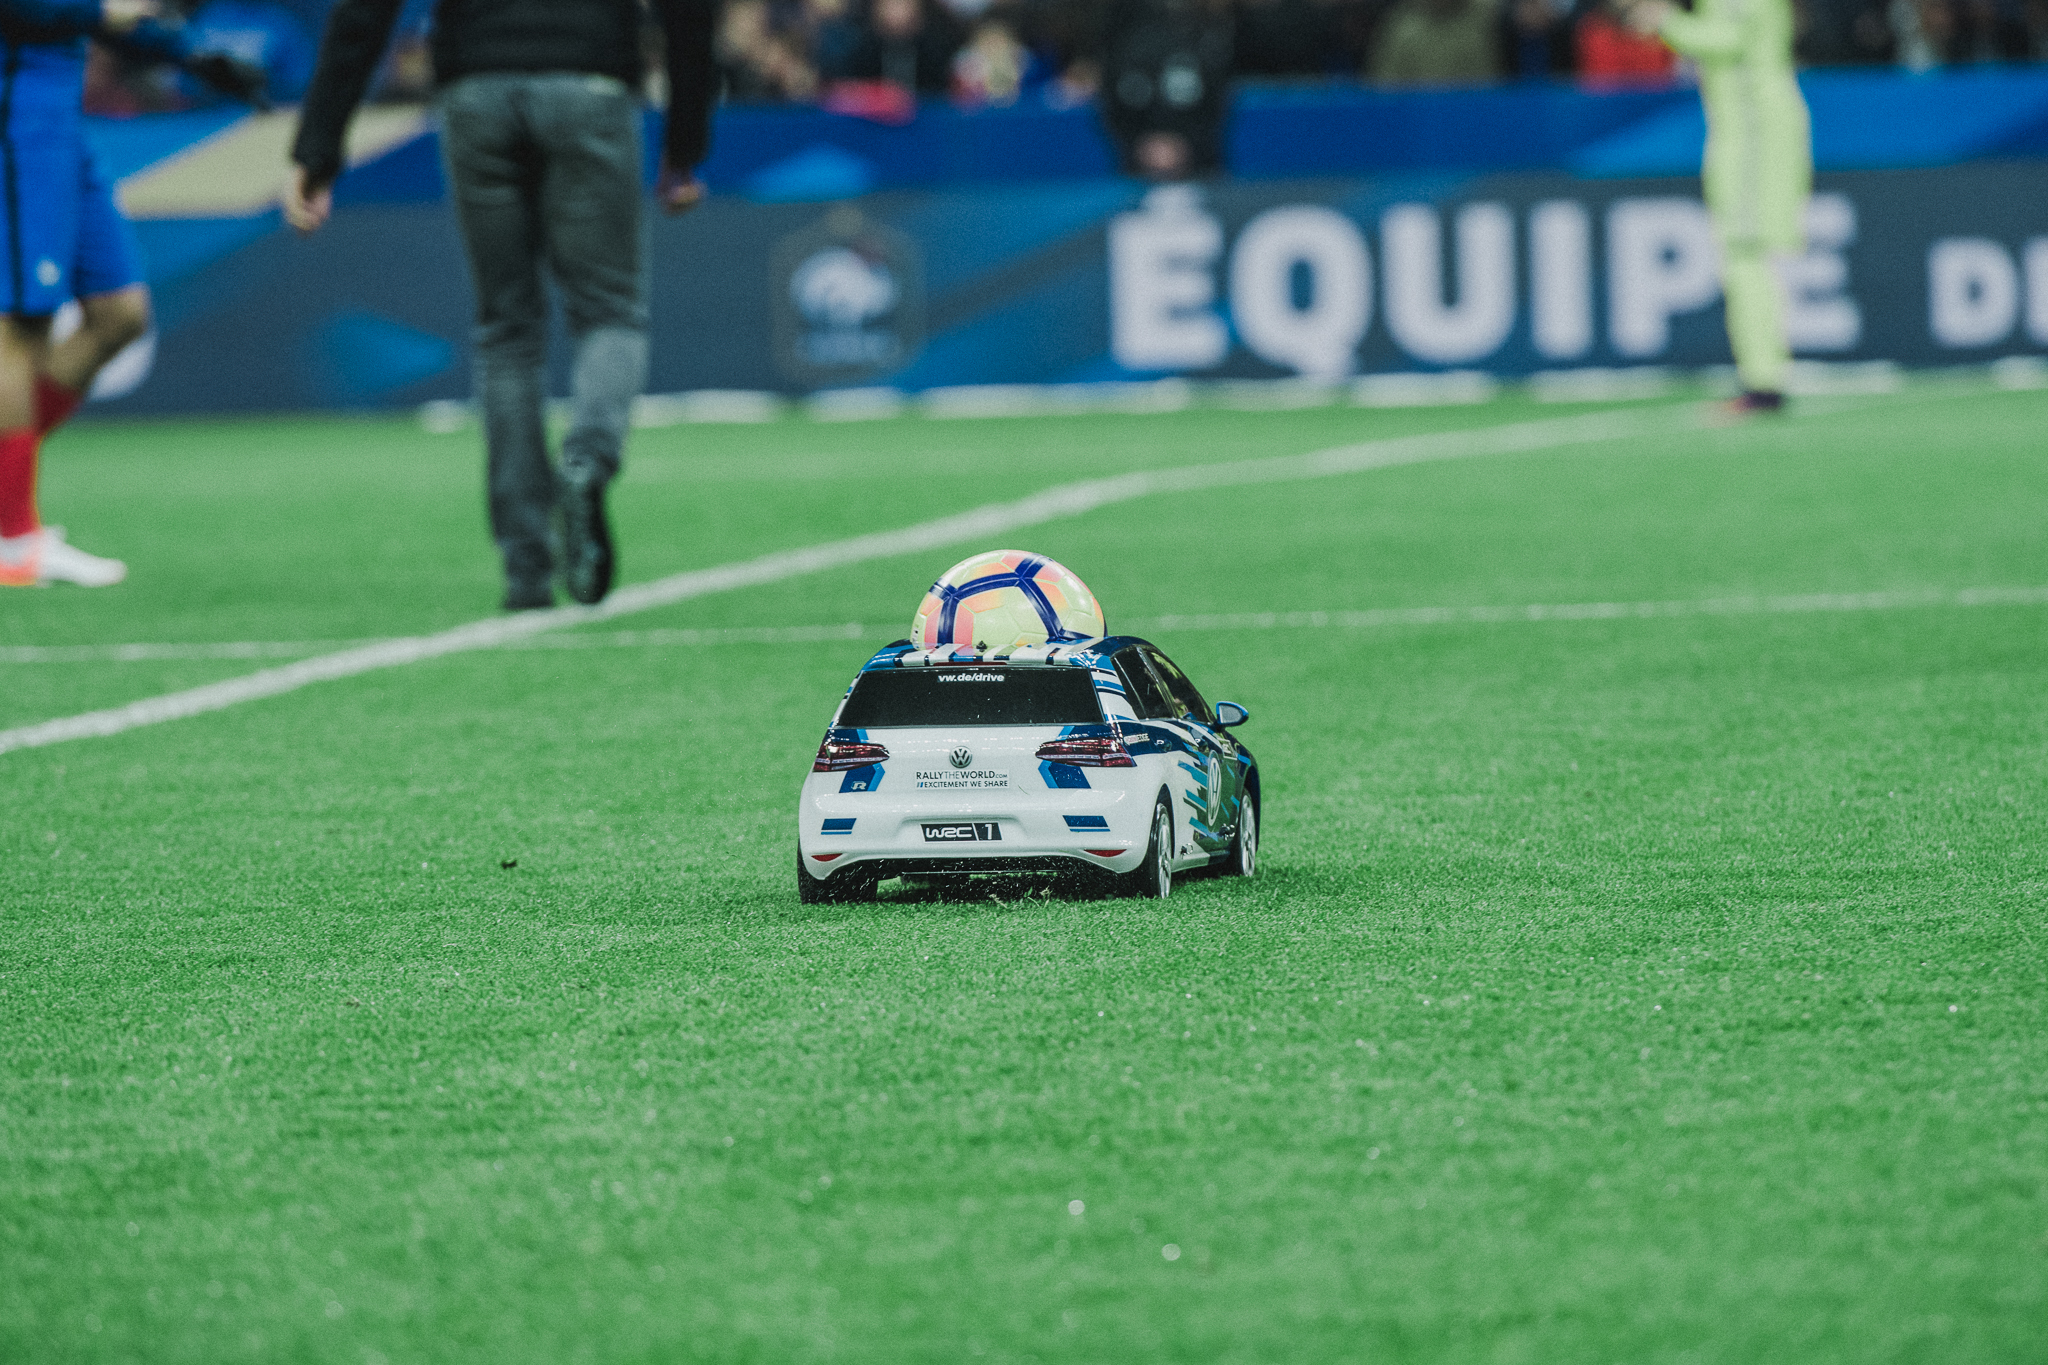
left=911, top=550, right=1106, bottom=650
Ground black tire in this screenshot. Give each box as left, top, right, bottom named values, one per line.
left=1114, top=798, right=1175, bottom=900
left=797, top=853, right=876, bottom=904
left=1225, top=796, right=1258, bottom=878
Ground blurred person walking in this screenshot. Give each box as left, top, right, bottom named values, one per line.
left=0, top=0, right=264, bottom=587
left=286, top=0, right=718, bottom=610
left=1633, top=0, right=1811, bottom=412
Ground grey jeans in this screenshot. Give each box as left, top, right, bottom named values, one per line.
left=437, top=72, right=650, bottom=587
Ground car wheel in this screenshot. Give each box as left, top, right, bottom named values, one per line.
left=798, top=853, right=876, bottom=905
left=1225, top=798, right=1258, bottom=877
left=1115, top=799, right=1174, bottom=900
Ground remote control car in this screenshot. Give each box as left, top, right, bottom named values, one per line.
left=796, top=636, right=1259, bottom=902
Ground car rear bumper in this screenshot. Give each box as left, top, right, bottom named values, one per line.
left=824, top=854, right=1116, bottom=880
left=798, top=784, right=1148, bottom=880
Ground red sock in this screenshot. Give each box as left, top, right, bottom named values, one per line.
left=0, top=428, right=40, bottom=538
left=34, top=375, right=82, bottom=436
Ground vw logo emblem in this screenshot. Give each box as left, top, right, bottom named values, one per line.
left=949, top=747, right=974, bottom=769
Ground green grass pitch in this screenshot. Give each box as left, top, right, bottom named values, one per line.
left=4, top=385, right=2046, bottom=1363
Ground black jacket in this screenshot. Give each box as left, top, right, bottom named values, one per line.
left=292, top=0, right=717, bottom=188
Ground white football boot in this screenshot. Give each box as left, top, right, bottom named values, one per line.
left=0, top=527, right=127, bottom=587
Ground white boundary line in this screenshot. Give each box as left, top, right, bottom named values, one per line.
left=13, top=586, right=2048, bottom=665
left=0, top=406, right=1688, bottom=757
left=0, top=640, right=367, bottom=663
left=0, top=624, right=876, bottom=664
left=1144, top=585, right=2048, bottom=631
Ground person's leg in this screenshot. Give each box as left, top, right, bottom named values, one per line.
left=1706, top=132, right=1794, bottom=412
left=0, top=316, right=52, bottom=581
left=38, top=284, right=151, bottom=433
left=531, top=74, right=649, bottom=605
left=0, top=315, right=47, bottom=431
left=0, top=306, right=127, bottom=587
left=1723, top=243, right=1791, bottom=401
left=438, top=75, right=557, bottom=609
left=0, top=136, right=67, bottom=578
left=3, top=143, right=153, bottom=585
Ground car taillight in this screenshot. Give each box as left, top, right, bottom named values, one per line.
left=1035, top=735, right=1135, bottom=767
left=814, top=738, right=890, bottom=772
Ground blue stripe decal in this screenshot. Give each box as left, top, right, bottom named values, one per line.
left=1064, top=815, right=1110, bottom=830
left=840, top=765, right=883, bottom=793
left=1041, top=760, right=1090, bottom=789
left=822, top=818, right=856, bottom=834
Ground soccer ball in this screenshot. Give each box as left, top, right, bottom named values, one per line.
left=912, top=550, right=1106, bottom=650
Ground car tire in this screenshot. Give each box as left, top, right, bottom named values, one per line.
left=1225, top=798, right=1258, bottom=878
left=1115, top=798, right=1174, bottom=900
left=798, top=854, right=876, bottom=905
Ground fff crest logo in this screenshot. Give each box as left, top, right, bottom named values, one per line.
left=772, top=207, right=925, bottom=385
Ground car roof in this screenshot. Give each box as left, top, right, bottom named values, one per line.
left=858, top=636, right=1156, bottom=673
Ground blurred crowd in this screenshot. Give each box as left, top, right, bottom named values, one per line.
left=81, top=0, right=2048, bottom=118
left=713, top=0, right=2048, bottom=102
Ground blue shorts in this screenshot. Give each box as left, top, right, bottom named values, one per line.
left=2, top=132, right=147, bottom=317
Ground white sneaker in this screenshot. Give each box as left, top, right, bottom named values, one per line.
left=0, top=527, right=127, bottom=587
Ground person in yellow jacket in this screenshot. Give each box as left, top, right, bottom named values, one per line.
left=1632, top=0, right=1811, bottom=412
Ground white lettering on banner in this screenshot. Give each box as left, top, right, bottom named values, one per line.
left=1783, top=194, right=1861, bottom=353
left=1928, top=237, right=2019, bottom=348
left=1096, top=191, right=2036, bottom=373
left=1608, top=198, right=1721, bottom=358
left=1381, top=203, right=1516, bottom=365
left=1109, top=186, right=1229, bottom=371
left=1228, top=206, right=1372, bottom=379
left=1529, top=201, right=1593, bottom=361
left=2025, top=238, right=2048, bottom=345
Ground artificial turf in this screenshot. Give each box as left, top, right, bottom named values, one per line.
left=3, top=385, right=2045, bottom=1363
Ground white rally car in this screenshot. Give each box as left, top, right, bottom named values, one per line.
left=796, top=636, right=1259, bottom=902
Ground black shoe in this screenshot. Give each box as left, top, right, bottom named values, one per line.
left=1730, top=389, right=1785, bottom=414
left=504, top=579, right=555, bottom=611
left=561, top=470, right=615, bottom=606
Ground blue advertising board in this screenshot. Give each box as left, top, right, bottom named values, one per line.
left=96, top=160, right=2048, bottom=416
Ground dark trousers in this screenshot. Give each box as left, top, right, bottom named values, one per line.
left=437, top=72, right=650, bottom=589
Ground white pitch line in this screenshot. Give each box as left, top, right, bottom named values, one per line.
left=0, top=405, right=1688, bottom=757
left=16, top=585, right=2048, bottom=666
left=0, top=639, right=366, bottom=664
left=1142, top=585, right=2048, bottom=633
left=0, top=623, right=875, bottom=664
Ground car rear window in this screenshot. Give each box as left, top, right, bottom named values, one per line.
left=839, top=667, right=1105, bottom=728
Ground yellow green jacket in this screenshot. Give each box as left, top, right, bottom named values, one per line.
left=1659, top=0, right=1812, bottom=249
